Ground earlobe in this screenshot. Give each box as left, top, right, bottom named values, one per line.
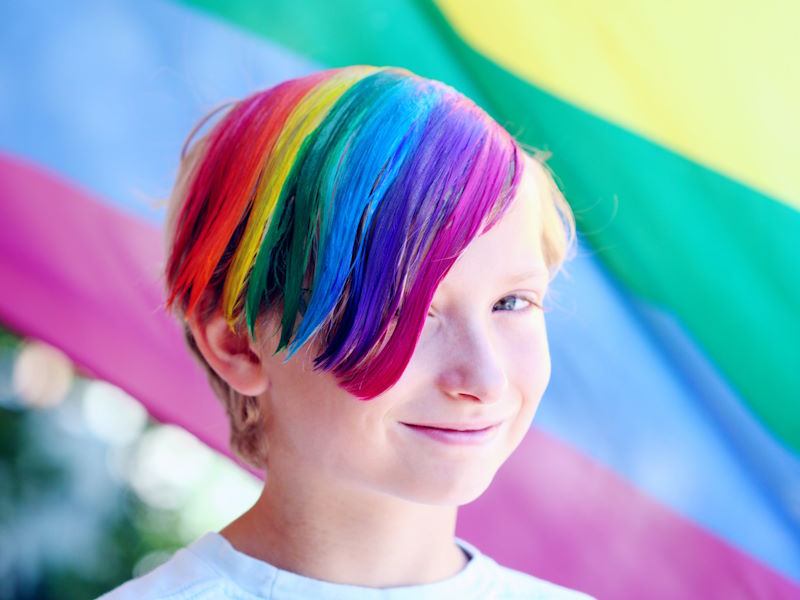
left=187, top=309, right=269, bottom=397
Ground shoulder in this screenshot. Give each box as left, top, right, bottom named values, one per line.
left=96, top=543, right=241, bottom=600
left=456, top=538, right=595, bottom=600
left=487, top=562, right=596, bottom=600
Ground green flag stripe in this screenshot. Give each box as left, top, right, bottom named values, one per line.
left=181, top=0, right=800, bottom=452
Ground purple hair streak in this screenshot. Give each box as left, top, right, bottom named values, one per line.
left=166, top=66, right=523, bottom=399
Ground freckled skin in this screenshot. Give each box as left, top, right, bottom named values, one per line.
left=211, top=157, right=555, bottom=586
left=257, top=157, right=551, bottom=507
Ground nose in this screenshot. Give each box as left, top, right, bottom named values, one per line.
left=435, top=321, right=508, bottom=403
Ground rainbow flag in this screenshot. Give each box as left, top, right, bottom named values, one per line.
left=1, top=1, right=797, bottom=597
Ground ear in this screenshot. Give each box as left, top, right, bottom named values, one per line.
left=186, top=308, right=270, bottom=397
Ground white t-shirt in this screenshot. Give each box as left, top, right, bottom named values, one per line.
left=98, top=532, right=595, bottom=599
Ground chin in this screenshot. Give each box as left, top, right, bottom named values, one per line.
left=398, top=466, right=500, bottom=507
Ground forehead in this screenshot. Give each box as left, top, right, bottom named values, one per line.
left=437, top=157, right=548, bottom=290
left=492, top=155, right=545, bottom=246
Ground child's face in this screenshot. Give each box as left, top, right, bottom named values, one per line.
left=257, top=159, right=551, bottom=506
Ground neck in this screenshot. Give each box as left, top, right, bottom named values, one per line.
left=219, top=467, right=468, bottom=587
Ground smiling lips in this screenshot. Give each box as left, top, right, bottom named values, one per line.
left=403, top=420, right=503, bottom=431
left=401, top=421, right=502, bottom=445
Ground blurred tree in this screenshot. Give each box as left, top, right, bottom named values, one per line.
left=0, top=326, right=185, bottom=600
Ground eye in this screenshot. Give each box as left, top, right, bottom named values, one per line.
left=493, top=295, right=542, bottom=313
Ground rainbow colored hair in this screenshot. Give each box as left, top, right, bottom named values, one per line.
left=166, top=66, right=522, bottom=398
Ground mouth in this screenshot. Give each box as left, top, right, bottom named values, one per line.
left=401, top=422, right=502, bottom=446
left=401, top=420, right=503, bottom=431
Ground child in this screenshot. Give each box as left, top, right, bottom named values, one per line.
left=100, top=65, right=593, bottom=599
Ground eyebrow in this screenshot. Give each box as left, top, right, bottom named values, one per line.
left=505, top=269, right=549, bottom=284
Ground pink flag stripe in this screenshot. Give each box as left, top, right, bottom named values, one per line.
left=1, top=152, right=797, bottom=599
left=460, top=427, right=800, bottom=599
left=0, top=152, right=231, bottom=459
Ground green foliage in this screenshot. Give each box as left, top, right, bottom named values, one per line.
left=0, top=405, right=184, bottom=599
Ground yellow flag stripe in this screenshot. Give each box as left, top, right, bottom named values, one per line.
left=435, top=0, right=800, bottom=210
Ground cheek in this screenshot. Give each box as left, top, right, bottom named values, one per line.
left=500, top=320, right=551, bottom=454
left=503, top=315, right=551, bottom=395
left=268, top=369, right=393, bottom=468
left=264, top=362, right=348, bottom=455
